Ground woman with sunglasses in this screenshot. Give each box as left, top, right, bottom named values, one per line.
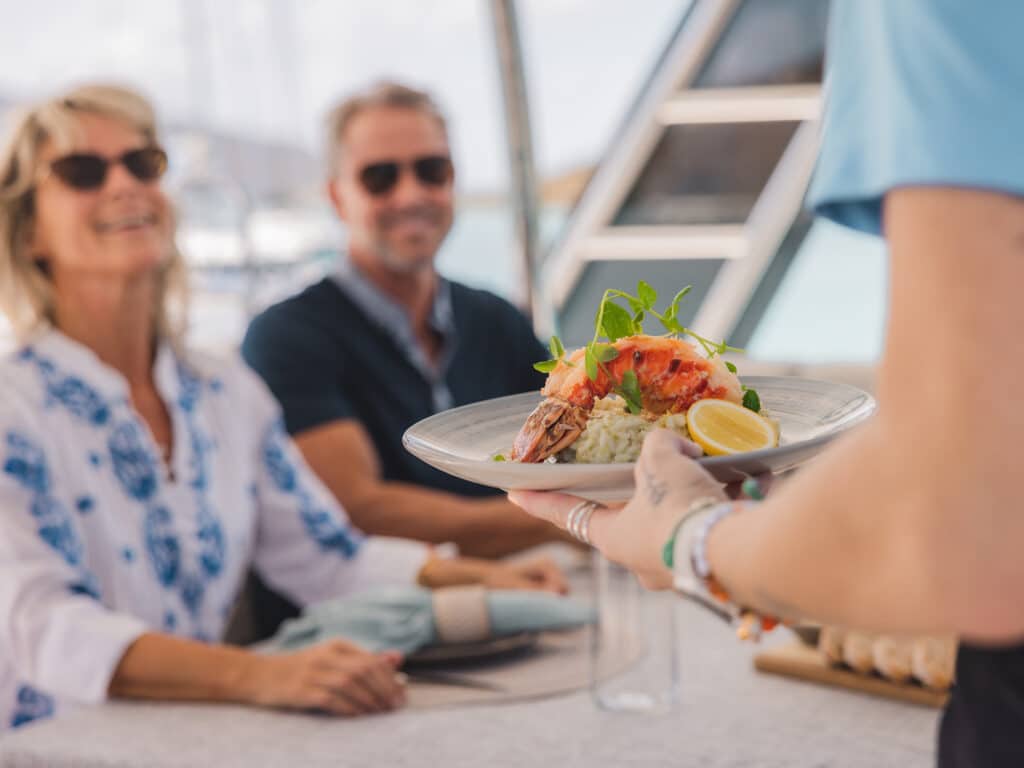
left=0, top=84, right=567, bottom=730
left=511, top=2, right=1024, bottom=765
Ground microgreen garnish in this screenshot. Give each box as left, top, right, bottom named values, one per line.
left=534, top=282, right=760, bottom=413
left=742, top=388, right=761, bottom=413
left=492, top=453, right=507, bottom=462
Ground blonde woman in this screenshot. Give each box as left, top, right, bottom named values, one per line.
left=0, top=84, right=564, bottom=730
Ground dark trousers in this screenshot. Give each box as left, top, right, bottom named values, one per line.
left=938, top=643, right=1024, bottom=767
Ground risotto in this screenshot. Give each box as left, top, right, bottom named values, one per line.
left=556, top=396, right=691, bottom=464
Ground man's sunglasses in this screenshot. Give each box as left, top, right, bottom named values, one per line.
left=358, top=155, right=453, bottom=197
left=47, top=146, right=168, bottom=191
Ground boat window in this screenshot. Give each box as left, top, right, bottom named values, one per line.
left=693, top=0, right=829, bottom=89
left=745, top=218, right=887, bottom=363
left=613, top=121, right=800, bottom=227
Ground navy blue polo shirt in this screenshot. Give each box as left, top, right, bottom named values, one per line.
left=241, top=264, right=546, bottom=498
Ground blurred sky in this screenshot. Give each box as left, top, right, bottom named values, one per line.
left=0, top=0, right=689, bottom=191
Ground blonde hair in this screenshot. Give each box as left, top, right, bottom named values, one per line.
left=324, top=80, right=448, bottom=177
left=0, top=83, right=188, bottom=341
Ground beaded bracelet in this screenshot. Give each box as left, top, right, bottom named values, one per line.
left=662, top=481, right=778, bottom=641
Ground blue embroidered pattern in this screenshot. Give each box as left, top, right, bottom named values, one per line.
left=262, top=423, right=297, bottom=493
left=4, top=432, right=83, bottom=567
left=31, top=495, right=82, bottom=566
left=3, top=431, right=50, bottom=495
left=297, top=492, right=361, bottom=557
left=11, top=344, right=232, bottom=632
left=10, top=685, right=55, bottom=728
left=143, top=506, right=180, bottom=587
left=108, top=421, right=158, bottom=503
left=261, top=419, right=363, bottom=558
left=68, top=574, right=101, bottom=600
left=21, top=347, right=109, bottom=426
left=180, top=572, right=205, bottom=617
left=174, top=360, right=226, bottom=615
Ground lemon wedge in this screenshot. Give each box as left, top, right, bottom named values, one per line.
left=686, top=398, right=779, bottom=456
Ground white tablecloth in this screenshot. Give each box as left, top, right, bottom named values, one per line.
left=0, top=601, right=939, bottom=768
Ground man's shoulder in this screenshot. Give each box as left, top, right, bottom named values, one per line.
left=254, top=278, right=344, bottom=325
left=245, top=277, right=361, bottom=345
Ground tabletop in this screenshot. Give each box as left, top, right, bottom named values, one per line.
left=0, top=600, right=940, bottom=768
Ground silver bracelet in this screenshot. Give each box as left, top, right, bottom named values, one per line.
left=669, top=498, right=738, bottom=624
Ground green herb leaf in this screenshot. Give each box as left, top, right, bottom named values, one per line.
left=669, top=286, right=691, bottom=313
left=548, top=335, right=565, bottom=360
left=660, top=314, right=685, bottom=335
left=492, top=453, right=506, bottom=462
left=584, top=346, right=599, bottom=382
left=725, top=361, right=737, bottom=374
left=619, top=369, right=643, bottom=414
left=606, top=289, right=644, bottom=315
left=599, top=301, right=636, bottom=341
left=533, top=359, right=560, bottom=373
left=637, top=281, right=657, bottom=309
left=742, top=389, right=761, bottom=413
left=633, top=309, right=645, bottom=326
left=592, top=343, right=620, bottom=363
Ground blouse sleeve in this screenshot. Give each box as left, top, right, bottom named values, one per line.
left=0, top=416, right=148, bottom=704
left=242, top=362, right=428, bottom=606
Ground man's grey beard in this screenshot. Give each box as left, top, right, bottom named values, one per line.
left=374, top=244, right=436, bottom=275
left=372, top=203, right=450, bottom=274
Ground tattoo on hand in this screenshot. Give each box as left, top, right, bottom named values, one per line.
left=643, top=466, right=668, bottom=506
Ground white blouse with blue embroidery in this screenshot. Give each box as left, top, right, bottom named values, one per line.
left=0, top=329, right=428, bottom=730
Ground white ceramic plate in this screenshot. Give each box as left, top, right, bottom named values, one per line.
left=402, top=376, right=875, bottom=503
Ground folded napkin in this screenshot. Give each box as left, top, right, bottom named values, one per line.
left=264, top=586, right=595, bottom=655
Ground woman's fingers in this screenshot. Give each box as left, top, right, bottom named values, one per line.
left=507, top=490, right=582, bottom=527
left=517, top=558, right=570, bottom=594
left=637, top=429, right=727, bottom=504
left=637, top=429, right=700, bottom=474
left=315, top=688, right=360, bottom=717
left=365, top=655, right=406, bottom=707
left=508, top=490, right=622, bottom=553
left=321, top=644, right=404, bottom=712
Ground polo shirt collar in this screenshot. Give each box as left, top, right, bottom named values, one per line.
left=331, top=258, right=457, bottom=411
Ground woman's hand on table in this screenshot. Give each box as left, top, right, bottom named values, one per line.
left=510, top=430, right=732, bottom=590
left=246, top=639, right=406, bottom=717
left=417, top=555, right=569, bottom=594
left=477, top=556, right=569, bottom=593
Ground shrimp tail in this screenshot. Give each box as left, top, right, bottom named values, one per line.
left=510, top=397, right=589, bottom=463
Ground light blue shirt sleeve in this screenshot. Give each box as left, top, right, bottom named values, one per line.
left=807, top=0, right=1024, bottom=236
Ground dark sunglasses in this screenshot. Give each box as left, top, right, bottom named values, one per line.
left=48, top=146, right=168, bottom=191
left=358, top=155, right=453, bottom=197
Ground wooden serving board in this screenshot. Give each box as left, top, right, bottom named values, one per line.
left=754, top=642, right=950, bottom=709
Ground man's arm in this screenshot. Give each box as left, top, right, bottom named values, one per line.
left=294, top=418, right=564, bottom=558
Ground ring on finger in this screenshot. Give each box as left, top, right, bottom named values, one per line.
left=566, top=500, right=601, bottom=545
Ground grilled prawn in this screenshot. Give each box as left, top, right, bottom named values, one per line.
left=510, top=335, right=741, bottom=463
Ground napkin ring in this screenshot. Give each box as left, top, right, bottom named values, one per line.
left=433, top=585, right=491, bottom=644
left=567, top=500, right=601, bottom=545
